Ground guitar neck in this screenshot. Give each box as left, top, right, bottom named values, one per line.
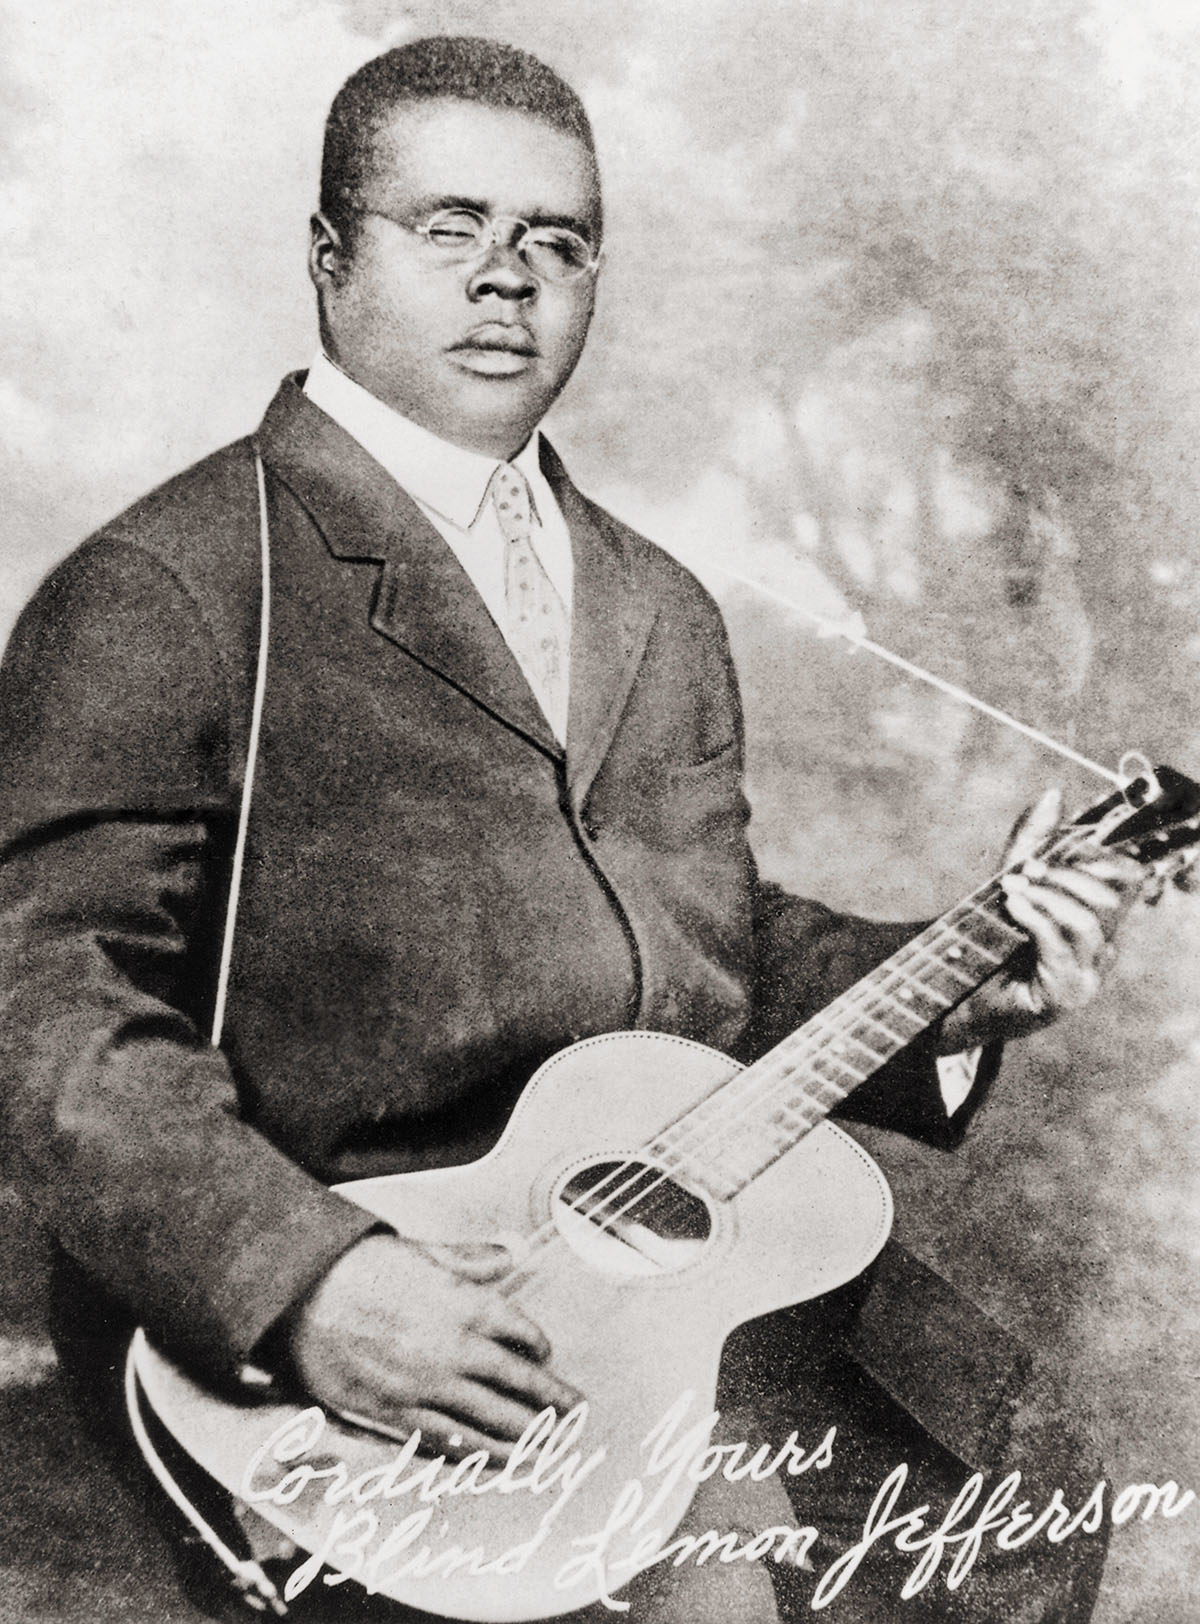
left=652, top=875, right=1028, bottom=1201
left=640, top=760, right=1200, bottom=1203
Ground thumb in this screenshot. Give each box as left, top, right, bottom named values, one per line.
left=1005, top=787, right=1063, bottom=868
left=420, top=1239, right=515, bottom=1282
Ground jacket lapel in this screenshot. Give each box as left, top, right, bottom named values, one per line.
left=540, top=444, right=658, bottom=807
left=256, top=377, right=561, bottom=755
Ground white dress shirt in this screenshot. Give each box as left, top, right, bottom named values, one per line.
left=303, top=351, right=977, bottom=1115
left=304, top=350, right=572, bottom=740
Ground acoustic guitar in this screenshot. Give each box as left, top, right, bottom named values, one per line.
left=128, top=765, right=1200, bottom=1620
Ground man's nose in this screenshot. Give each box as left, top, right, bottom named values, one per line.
left=466, top=242, right=538, bottom=302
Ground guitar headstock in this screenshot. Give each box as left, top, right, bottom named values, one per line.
left=1069, top=764, right=1200, bottom=898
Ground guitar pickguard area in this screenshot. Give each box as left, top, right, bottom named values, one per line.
left=551, top=1157, right=716, bottom=1276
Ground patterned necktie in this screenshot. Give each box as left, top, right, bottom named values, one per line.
left=490, top=463, right=570, bottom=740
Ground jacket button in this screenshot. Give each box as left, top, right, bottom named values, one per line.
left=581, top=810, right=600, bottom=841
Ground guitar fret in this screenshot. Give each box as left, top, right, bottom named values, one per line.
left=858, top=1010, right=910, bottom=1046
left=930, top=954, right=976, bottom=986
left=810, top=1043, right=870, bottom=1079
left=872, top=989, right=930, bottom=1035
left=797, top=1075, right=846, bottom=1109
left=841, top=1014, right=902, bottom=1056
left=836, top=1029, right=891, bottom=1065
left=882, top=978, right=952, bottom=1020
left=942, top=922, right=1001, bottom=962
left=928, top=939, right=1001, bottom=984
left=955, top=903, right=1024, bottom=957
left=760, top=1102, right=798, bottom=1136
left=776, top=1103, right=809, bottom=1131
left=768, top=1054, right=806, bottom=1085
left=905, top=956, right=976, bottom=1001
left=792, top=1103, right=823, bottom=1128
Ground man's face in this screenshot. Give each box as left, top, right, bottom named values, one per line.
left=311, top=98, right=601, bottom=459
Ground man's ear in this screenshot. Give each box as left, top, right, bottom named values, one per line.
left=309, top=211, right=348, bottom=291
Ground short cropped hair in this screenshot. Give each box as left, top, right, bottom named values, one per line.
left=320, top=36, right=600, bottom=243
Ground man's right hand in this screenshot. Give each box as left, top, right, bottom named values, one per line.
left=288, top=1232, right=581, bottom=1462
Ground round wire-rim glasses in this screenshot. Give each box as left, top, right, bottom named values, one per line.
left=363, top=206, right=602, bottom=284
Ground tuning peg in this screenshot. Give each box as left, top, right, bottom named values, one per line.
left=1143, top=853, right=1200, bottom=903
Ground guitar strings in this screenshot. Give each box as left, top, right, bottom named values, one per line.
left=498, top=817, right=1105, bottom=1297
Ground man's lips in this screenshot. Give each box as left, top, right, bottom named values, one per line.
left=449, top=324, right=539, bottom=357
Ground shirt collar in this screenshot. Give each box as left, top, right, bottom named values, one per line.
left=304, top=350, right=549, bottom=532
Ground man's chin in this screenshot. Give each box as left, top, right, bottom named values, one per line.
left=423, top=377, right=554, bottom=459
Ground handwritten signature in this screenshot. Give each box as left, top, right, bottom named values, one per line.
left=803, top=1463, right=1194, bottom=1610
left=237, top=1395, right=1194, bottom=1609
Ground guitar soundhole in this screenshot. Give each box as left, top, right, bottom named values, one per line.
left=552, top=1159, right=713, bottom=1276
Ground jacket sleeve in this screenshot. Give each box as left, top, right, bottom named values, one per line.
left=0, top=539, right=379, bottom=1382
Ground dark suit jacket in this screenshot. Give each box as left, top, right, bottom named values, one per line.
left=0, top=377, right=1024, bottom=1464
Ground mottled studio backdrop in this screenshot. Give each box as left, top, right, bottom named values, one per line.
left=1, top=1, right=1198, bottom=1620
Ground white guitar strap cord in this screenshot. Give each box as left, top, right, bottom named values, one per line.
left=125, top=447, right=287, bottom=1616
left=212, top=446, right=273, bottom=1048
left=700, top=561, right=1132, bottom=790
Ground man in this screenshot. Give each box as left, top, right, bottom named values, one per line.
left=0, top=35, right=1137, bottom=1624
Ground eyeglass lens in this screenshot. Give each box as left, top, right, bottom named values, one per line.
left=423, top=210, right=594, bottom=281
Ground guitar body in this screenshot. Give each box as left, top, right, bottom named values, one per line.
left=134, top=1029, right=891, bottom=1620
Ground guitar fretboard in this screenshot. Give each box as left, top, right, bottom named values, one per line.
left=650, top=886, right=1025, bottom=1200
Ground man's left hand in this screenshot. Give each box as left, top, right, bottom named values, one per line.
left=936, top=787, right=1145, bottom=1052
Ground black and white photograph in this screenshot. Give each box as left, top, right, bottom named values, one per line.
left=1, top=4, right=1197, bottom=1621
